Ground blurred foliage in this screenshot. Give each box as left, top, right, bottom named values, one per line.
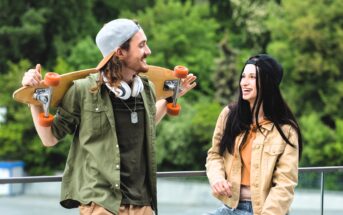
left=122, top=0, right=220, bottom=96
left=67, top=36, right=102, bottom=71
left=209, top=0, right=274, bottom=105
left=0, top=60, right=72, bottom=175
left=299, top=113, right=343, bottom=166
left=298, top=171, right=343, bottom=191
left=267, top=0, right=343, bottom=168
left=156, top=97, right=222, bottom=170
left=0, top=0, right=98, bottom=72
left=0, top=0, right=342, bottom=184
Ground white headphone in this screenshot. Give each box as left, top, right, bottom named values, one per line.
left=103, top=74, right=144, bottom=100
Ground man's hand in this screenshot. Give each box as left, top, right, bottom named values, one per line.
left=211, top=180, right=233, bottom=197
left=178, top=73, right=197, bottom=98
left=22, top=64, right=42, bottom=87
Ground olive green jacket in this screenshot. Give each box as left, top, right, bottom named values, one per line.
left=51, top=73, right=157, bottom=214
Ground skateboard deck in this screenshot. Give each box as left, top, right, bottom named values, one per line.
left=13, top=65, right=178, bottom=107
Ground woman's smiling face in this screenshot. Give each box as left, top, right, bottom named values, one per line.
left=240, top=64, right=257, bottom=107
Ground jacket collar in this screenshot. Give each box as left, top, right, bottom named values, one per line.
left=260, top=122, right=274, bottom=132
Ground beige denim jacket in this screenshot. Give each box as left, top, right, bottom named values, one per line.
left=206, top=107, right=299, bottom=215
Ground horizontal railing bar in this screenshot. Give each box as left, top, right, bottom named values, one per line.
left=298, top=166, right=343, bottom=173
left=158, top=170, right=205, bottom=178
left=1, top=166, right=342, bottom=184
left=0, top=176, right=61, bottom=184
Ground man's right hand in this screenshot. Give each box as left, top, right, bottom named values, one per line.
left=211, top=180, right=233, bottom=197
left=21, top=64, right=59, bottom=146
left=22, top=64, right=42, bottom=87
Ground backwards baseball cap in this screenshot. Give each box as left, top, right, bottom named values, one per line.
left=246, top=54, right=283, bottom=85
left=95, top=18, right=141, bottom=70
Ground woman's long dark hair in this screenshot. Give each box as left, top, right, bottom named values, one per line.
left=219, top=54, right=303, bottom=159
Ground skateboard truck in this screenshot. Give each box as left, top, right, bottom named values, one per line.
left=34, top=72, right=61, bottom=127
left=34, top=88, right=52, bottom=116
left=166, top=66, right=189, bottom=116
left=163, top=80, right=179, bottom=91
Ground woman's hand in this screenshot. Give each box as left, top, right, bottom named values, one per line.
left=211, top=180, right=232, bottom=197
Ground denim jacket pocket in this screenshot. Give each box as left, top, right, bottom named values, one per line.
left=263, top=144, right=286, bottom=176
left=264, top=144, right=286, bottom=156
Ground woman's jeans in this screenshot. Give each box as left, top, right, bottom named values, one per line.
left=205, top=201, right=253, bottom=215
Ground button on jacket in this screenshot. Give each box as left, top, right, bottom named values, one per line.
left=51, top=73, right=158, bottom=214
left=206, top=107, right=299, bottom=215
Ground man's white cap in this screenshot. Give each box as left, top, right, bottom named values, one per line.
left=95, top=19, right=140, bottom=70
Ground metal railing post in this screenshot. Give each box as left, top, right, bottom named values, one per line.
left=320, top=171, right=325, bottom=215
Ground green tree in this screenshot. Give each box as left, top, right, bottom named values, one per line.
left=122, top=0, right=220, bottom=96
left=92, top=0, right=155, bottom=24
left=37, top=0, right=99, bottom=68
left=67, top=36, right=101, bottom=71
left=0, top=60, right=71, bottom=175
left=209, top=0, right=275, bottom=105
left=209, top=0, right=273, bottom=52
left=0, top=1, right=49, bottom=72
left=267, top=0, right=343, bottom=166
left=156, top=97, right=222, bottom=170
left=0, top=0, right=98, bottom=73
left=213, top=35, right=239, bottom=105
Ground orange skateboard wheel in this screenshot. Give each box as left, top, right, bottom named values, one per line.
left=173, top=66, right=189, bottom=79
left=166, top=103, right=181, bottom=116
left=38, top=112, right=54, bottom=127
left=44, top=72, right=60, bottom=87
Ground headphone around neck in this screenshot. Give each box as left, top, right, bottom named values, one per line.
left=103, top=75, right=144, bottom=100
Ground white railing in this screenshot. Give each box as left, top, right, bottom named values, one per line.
left=1, top=166, right=343, bottom=215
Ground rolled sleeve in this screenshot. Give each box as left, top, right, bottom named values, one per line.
left=51, top=83, right=81, bottom=140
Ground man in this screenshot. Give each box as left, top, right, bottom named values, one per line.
left=22, top=18, right=196, bottom=215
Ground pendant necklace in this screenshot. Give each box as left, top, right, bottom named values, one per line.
left=120, top=97, right=138, bottom=124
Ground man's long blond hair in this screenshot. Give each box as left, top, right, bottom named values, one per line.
left=91, top=19, right=139, bottom=93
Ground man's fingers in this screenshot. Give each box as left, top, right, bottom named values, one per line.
left=181, top=75, right=197, bottom=91
left=34, top=64, right=42, bottom=82
left=22, top=64, right=42, bottom=86
left=35, top=64, right=41, bottom=74
left=189, top=82, right=197, bottom=89
left=32, top=78, right=40, bottom=85
left=183, top=74, right=197, bottom=84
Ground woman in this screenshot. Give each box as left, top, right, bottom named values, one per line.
left=206, top=54, right=302, bottom=215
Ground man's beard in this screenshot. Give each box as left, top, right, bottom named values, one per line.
left=122, top=55, right=149, bottom=73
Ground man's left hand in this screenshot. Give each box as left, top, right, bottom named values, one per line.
left=178, top=74, right=197, bottom=98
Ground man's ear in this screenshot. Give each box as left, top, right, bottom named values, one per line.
left=115, top=48, right=125, bottom=60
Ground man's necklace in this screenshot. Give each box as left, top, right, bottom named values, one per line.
left=120, top=97, right=138, bottom=124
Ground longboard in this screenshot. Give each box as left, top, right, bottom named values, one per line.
left=13, top=65, right=188, bottom=126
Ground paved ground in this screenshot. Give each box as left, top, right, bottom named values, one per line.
left=1, top=194, right=343, bottom=215
left=1, top=179, right=342, bottom=215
